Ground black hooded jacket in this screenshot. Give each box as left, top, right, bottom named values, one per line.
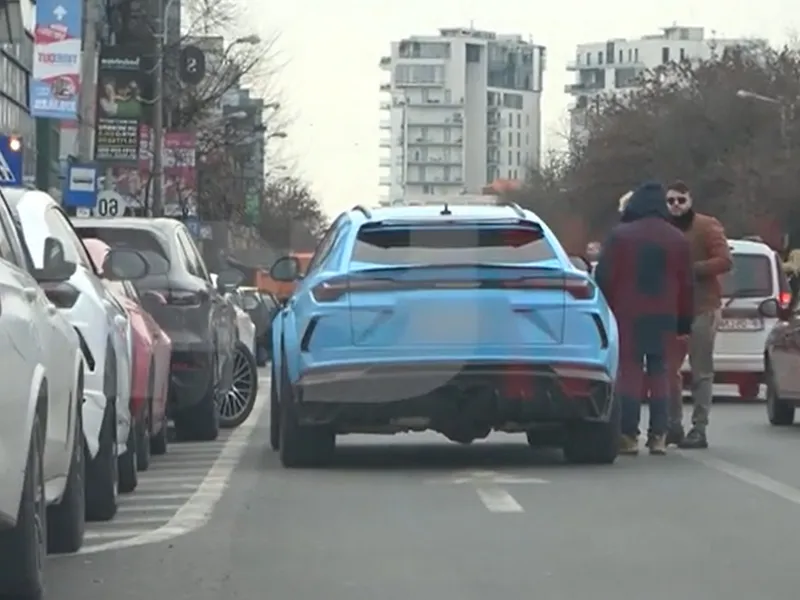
left=595, top=182, right=694, bottom=355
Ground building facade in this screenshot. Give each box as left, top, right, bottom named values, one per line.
left=566, top=25, right=765, bottom=142
left=378, top=27, right=545, bottom=206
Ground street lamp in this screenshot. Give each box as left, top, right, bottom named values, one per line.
left=736, top=88, right=791, bottom=158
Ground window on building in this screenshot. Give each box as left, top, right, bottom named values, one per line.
left=606, top=42, right=615, bottom=64
left=525, top=114, right=529, bottom=126
left=679, top=47, right=686, bottom=61
left=466, top=44, right=481, bottom=63
left=628, top=49, right=633, bottom=61
left=516, top=113, right=521, bottom=128
left=508, top=151, right=512, bottom=164
left=597, top=51, right=603, bottom=65
left=508, top=132, right=513, bottom=146
left=586, top=52, right=591, bottom=65
left=517, top=151, right=521, bottom=165
left=525, top=133, right=529, bottom=144
left=619, top=49, right=623, bottom=63
left=508, top=113, right=513, bottom=127
left=517, top=132, right=521, bottom=146
left=634, top=48, right=639, bottom=61
left=662, top=47, right=670, bottom=63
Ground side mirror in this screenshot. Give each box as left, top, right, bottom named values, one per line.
left=270, top=256, right=301, bottom=282
left=569, top=255, right=592, bottom=274
left=216, top=268, right=244, bottom=293
left=103, top=248, right=149, bottom=281
left=37, top=237, right=77, bottom=282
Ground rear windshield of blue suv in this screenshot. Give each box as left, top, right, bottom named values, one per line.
left=352, top=224, right=556, bottom=264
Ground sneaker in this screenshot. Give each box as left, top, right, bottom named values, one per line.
left=619, top=435, right=639, bottom=455
left=666, top=424, right=685, bottom=446
left=647, top=434, right=667, bottom=455
left=678, top=428, right=708, bottom=449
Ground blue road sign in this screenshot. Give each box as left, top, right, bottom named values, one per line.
left=63, top=164, right=98, bottom=207
left=0, top=136, right=24, bottom=187
left=184, top=215, right=200, bottom=237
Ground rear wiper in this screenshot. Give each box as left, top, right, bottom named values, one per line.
left=723, top=289, right=769, bottom=307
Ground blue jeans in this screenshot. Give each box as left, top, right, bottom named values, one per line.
left=618, top=352, right=669, bottom=437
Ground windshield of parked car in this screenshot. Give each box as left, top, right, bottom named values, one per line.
left=73, top=226, right=170, bottom=275
left=722, top=253, right=773, bottom=298
left=351, top=224, right=556, bottom=265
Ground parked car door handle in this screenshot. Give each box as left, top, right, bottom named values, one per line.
left=22, top=287, right=37, bottom=302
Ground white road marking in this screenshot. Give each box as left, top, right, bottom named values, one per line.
left=475, top=486, right=524, bottom=513
left=679, top=451, right=800, bottom=506
left=71, top=387, right=267, bottom=555
left=117, top=504, right=183, bottom=512
left=122, top=493, right=192, bottom=501
left=426, top=469, right=546, bottom=513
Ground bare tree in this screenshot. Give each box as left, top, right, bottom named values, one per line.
left=512, top=44, right=800, bottom=247
left=257, top=176, right=327, bottom=251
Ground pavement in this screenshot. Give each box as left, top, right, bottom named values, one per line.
left=45, top=370, right=800, bottom=600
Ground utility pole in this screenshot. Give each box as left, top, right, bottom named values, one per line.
left=151, top=0, right=168, bottom=217
left=76, top=0, right=98, bottom=161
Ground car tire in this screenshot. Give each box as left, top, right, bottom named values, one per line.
left=279, top=359, right=335, bottom=468
left=269, top=361, right=280, bottom=451
left=86, top=353, right=118, bottom=522
left=219, top=342, right=258, bottom=429
left=175, top=354, right=220, bottom=442
left=118, top=421, right=138, bottom=494
left=767, top=364, right=795, bottom=426
left=562, top=397, right=621, bottom=465
left=136, top=374, right=153, bottom=471
left=47, top=396, right=85, bottom=554
left=150, top=397, right=169, bottom=456
left=0, top=412, right=46, bottom=599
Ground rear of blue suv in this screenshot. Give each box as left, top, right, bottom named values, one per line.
left=270, top=203, right=619, bottom=467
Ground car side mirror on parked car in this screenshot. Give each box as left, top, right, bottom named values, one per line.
left=270, top=256, right=301, bottom=282
left=36, top=236, right=77, bottom=282
left=216, top=268, right=244, bottom=294
left=569, top=255, right=592, bottom=274
left=102, top=248, right=149, bottom=281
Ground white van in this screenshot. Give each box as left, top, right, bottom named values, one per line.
left=681, top=239, right=790, bottom=400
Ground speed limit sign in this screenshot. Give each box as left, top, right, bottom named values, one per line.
left=93, top=190, right=127, bottom=218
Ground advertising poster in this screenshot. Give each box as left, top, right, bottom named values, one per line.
left=30, top=0, right=82, bottom=120
left=139, top=126, right=198, bottom=216
left=95, top=48, right=142, bottom=163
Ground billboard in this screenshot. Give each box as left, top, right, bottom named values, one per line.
left=30, top=0, right=82, bottom=120
left=94, top=47, right=142, bottom=163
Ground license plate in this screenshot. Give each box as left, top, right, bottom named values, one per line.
left=719, top=318, right=763, bottom=331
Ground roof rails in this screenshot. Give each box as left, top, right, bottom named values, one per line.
left=495, top=199, right=526, bottom=218
left=351, top=204, right=372, bottom=218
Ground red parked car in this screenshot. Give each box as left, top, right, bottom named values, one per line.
left=84, top=238, right=172, bottom=469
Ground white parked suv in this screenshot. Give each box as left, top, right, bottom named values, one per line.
left=2, top=188, right=148, bottom=522
left=0, top=190, right=86, bottom=597
left=681, top=238, right=789, bottom=400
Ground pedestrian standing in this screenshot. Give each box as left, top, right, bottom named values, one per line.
left=595, top=182, right=694, bottom=455
left=665, top=180, right=732, bottom=449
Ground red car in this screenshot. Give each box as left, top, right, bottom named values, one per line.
left=84, top=238, right=172, bottom=469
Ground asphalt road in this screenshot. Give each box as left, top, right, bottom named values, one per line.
left=46, top=375, right=800, bottom=600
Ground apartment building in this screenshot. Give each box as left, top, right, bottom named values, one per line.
left=378, top=27, right=545, bottom=206
left=566, top=25, right=765, bottom=142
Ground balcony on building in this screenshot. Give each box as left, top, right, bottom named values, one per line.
left=379, top=83, right=391, bottom=92
left=380, top=101, right=391, bottom=111
left=564, top=79, right=605, bottom=95
left=379, top=119, right=392, bottom=129
left=379, top=176, right=392, bottom=186
left=406, top=97, right=464, bottom=108
left=407, top=137, right=463, bottom=146
left=379, top=156, right=392, bottom=168
left=379, top=55, right=391, bottom=69
left=406, top=157, right=463, bottom=167
left=379, top=137, right=393, bottom=148
left=406, top=178, right=464, bottom=186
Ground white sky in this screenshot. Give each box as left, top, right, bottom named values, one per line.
left=253, top=0, right=797, bottom=217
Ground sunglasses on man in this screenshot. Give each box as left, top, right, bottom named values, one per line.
left=667, top=195, right=688, bottom=206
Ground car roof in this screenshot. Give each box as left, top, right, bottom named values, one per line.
left=728, top=239, right=775, bottom=255
left=355, top=203, right=541, bottom=224
left=70, top=217, right=182, bottom=233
